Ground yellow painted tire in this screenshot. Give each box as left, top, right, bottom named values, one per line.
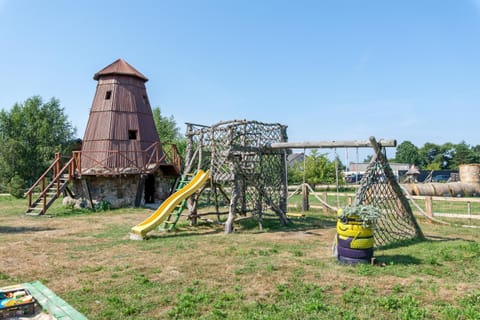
left=337, top=208, right=362, bottom=224
left=336, top=220, right=373, bottom=238
left=337, top=234, right=374, bottom=249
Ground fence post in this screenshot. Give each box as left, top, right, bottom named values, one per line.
left=322, top=191, right=328, bottom=213
left=302, top=183, right=309, bottom=212
left=425, top=196, right=433, bottom=221
left=467, top=201, right=472, bottom=224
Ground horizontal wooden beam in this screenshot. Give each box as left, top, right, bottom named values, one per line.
left=267, top=137, right=396, bottom=149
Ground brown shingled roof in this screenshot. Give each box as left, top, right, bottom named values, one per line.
left=93, top=58, right=148, bottom=82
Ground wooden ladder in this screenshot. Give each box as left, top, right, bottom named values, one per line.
left=158, top=173, right=195, bottom=231
left=25, top=153, right=77, bottom=215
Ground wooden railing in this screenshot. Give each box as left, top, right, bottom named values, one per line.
left=25, top=143, right=183, bottom=214
left=408, top=195, right=480, bottom=221
left=25, top=153, right=77, bottom=214
left=287, top=186, right=480, bottom=222
left=73, top=142, right=182, bottom=176
left=162, top=144, right=183, bottom=173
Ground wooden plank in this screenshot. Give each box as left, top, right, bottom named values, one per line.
left=286, top=212, right=306, bottom=218
left=409, top=195, right=480, bottom=203
left=433, top=213, right=480, bottom=220
left=22, top=281, right=87, bottom=320
left=268, top=138, right=397, bottom=149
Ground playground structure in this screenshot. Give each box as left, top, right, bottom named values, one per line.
left=132, top=125, right=424, bottom=247
left=275, top=137, right=424, bottom=247
left=183, top=120, right=290, bottom=233
left=131, top=119, right=290, bottom=238
left=355, top=138, right=424, bottom=246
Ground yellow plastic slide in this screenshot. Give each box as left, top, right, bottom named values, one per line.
left=130, top=170, right=210, bottom=239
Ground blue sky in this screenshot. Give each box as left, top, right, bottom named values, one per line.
left=1, top=0, right=480, bottom=160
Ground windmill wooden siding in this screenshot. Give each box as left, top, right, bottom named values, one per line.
left=25, top=59, right=180, bottom=213
left=81, top=59, right=164, bottom=172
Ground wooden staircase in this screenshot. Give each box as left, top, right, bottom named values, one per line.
left=25, top=153, right=77, bottom=215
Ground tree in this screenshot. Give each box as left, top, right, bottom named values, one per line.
left=418, top=142, right=441, bottom=169
left=152, top=107, right=186, bottom=157
left=395, top=141, right=422, bottom=166
left=0, top=96, right=76, bottom=195
left=152, top=107, right=181, bottom=143
left=472, top=145, right=480, bottom=163
left=451, top=141, right=478, bottom=169
left=288, top=150, right=340, bottom=188
left=440, top=143, right=455, bottom=169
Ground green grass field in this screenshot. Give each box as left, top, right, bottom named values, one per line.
left=0, top=195, right=479, bottom=319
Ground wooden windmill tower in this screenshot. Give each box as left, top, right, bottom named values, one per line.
left=82, top=58, right=160, bottom=171
left=25, top=59, right=181, bottom=214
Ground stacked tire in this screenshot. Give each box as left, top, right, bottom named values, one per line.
left=336, top=214, right=374, bottom=264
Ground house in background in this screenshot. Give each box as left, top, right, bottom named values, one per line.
left=287, top=153, right=304, bottom=166
left=348, top=162, right=410, bottom=182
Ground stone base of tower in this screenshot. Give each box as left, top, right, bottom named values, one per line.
left=69, top=170, right=174, bottom=209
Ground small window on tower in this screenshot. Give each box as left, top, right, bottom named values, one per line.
left=128, top=130, right=138, bottom=140
left=142, top=94, right=148, bottom=104
left=105, top=91, right=112, bottom=100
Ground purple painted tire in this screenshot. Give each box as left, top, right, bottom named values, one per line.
left=337, top=246, right=374, bottom=259
left=337, top=255, right=370, bottom=265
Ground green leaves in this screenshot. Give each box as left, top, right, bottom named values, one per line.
left=0, top=96, right=76, bottom=192
left=396, top=140, right=480, bottom=170
left=288, top=149, right=341, bottom=187
left=152, top=107, right=181, bottom=144
left=340, top=205, right=383, bottom=227
left=395, top=141, right=422, bottom=166
left=152, top=106, right=187, bottom=158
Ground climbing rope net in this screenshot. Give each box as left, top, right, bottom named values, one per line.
left=184, top=120, right=288, bottom=221
left=355, top=147, right=424, bottom=247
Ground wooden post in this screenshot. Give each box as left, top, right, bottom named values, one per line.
left=54, top=153, right=61, bottom=176
left=134, top=175, right=146, bottom=207
left=425, top=196, right=433, bottom=221
left=467, top=201, right=472, bottom=225
left=81, top=179, right=93, bottom=209
left=302, top=183, right=310, bottom=212
left=348, top=196, right=353, bottom=206
left=42, top=176, right=46, bottom=214
left=73, top=151, right=81, bottom=177
left=279, top=149, right=288, bottom=214
left=225, top=180, right=240, bottom=234
left=322, top=192, right=328, bottom=213
left=55, top=153, right=61, bottom=196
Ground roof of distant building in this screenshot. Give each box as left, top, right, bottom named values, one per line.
left=287, top=153, right=304, bottom=165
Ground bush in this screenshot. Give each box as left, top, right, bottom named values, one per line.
left=0, top=181, right=7, bottom=193
left=8, top=175, right=26, bottom=198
